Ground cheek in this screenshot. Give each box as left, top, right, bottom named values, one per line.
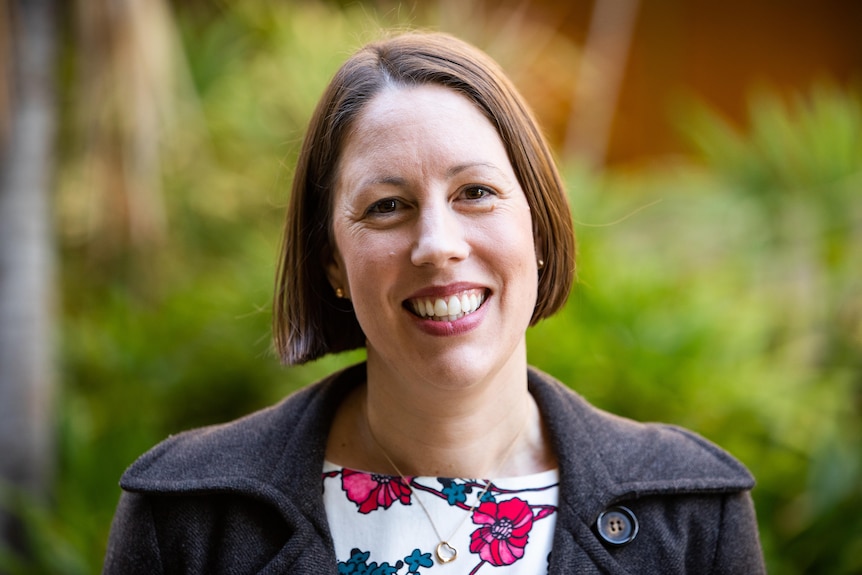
left=339, top=236, right=399, bottom=291
left=500, top=210, right=540, bottom=295
left=484, top=209, right=535, bottom=261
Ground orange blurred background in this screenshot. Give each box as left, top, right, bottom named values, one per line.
left=504, top=0, right=862, bottom=167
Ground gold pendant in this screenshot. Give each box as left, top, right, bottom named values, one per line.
left=436, top=541, right=457, bottom=563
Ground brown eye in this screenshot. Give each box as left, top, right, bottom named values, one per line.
left=368, top=198, right=399, bottom=214
left=463, top=186, right=493, bottom=200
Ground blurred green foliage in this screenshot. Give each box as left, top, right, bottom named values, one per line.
left=534, top=83, right=862, bottom=573
left=1, top=1, right=859, bottom=573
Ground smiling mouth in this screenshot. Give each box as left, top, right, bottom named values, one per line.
left=406, top=289, right=488, bottom=322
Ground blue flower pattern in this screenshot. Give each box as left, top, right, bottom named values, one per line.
left=442, top=481, right=467, bottom=505
left=338, top=547, right=430, bottom=575
left=404, top=549, right=434, bottom=573
left=338, top=548, right=403, bottom=575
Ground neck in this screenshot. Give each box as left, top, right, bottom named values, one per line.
left=361, top=343, right=540, bottom=478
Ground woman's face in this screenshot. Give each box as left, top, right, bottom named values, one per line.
left=327, top=84, right=540, bottom=389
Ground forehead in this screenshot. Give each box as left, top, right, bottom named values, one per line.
left=356, top=83, right=487, bottom=130
left=337, top=84, right=511, bottom=176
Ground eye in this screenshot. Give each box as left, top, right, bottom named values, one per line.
left=462, top=186, right=495, bottom=201
left=367, top=198, right=400, bottom=215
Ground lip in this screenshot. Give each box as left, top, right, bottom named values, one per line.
left=403, top=282, right=490, bottom=336
left=404, top=282, right=488, bottom=300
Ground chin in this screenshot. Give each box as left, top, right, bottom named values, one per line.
left=416, top=348, right=521, bottom=390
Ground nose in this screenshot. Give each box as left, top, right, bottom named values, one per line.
left=410, top=204, right=469, bottom=267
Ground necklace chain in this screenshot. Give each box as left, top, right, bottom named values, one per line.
left=364, top=403, right=528, bottom=564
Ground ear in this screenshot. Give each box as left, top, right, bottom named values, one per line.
left=325, top=246, right=349, bottom=299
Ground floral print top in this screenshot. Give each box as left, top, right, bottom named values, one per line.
left=323, top=462, right=559, bottom=575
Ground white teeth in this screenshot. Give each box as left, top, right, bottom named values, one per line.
left=447, top=295, right=462, bottom=315
left=409, top=289, right=486, bottom=321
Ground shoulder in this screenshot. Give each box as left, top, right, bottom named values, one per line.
left=530, top=366, right=765, bottom=573
left=527, top=366, right=754, bottom=497
left=119, top=363, right=365, bottom=494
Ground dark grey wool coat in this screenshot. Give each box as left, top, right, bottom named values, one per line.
left=103, top=363, right=765, bottom=574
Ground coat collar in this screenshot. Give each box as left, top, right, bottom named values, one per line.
left=119, top=363, right=361, bottom=542
left=526, top=367, right=754, bottom=527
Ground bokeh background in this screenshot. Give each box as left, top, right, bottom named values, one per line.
left=1, top=0, right=861, bottom=573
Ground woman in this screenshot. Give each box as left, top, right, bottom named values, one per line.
left=103, top=31, right=765, bottom=574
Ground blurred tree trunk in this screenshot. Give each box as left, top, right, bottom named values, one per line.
left=565, top=0, right=640, bottom=169
left=68, top=0, right=176, bottom=266
left=0, top=0, right=58, bottom=552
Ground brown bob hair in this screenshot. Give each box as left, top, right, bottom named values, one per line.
left=273, top=31, right=575, bottom=365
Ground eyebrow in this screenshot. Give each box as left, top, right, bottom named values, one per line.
left=355, top=162, right=508, bottom=192
left=356, top=175, right=408, bottom=191
left=446, top=161, right=506, bottom=178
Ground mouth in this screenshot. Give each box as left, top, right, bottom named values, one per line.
left=405, top=288, right=488, bottom=322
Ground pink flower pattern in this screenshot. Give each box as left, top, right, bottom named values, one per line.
left=341, top=468, right=412, bottom=513
left=469, top=498, right=534, bottom=566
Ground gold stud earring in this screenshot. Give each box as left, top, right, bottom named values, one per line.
left=537, top=259, right=545, bottom=269
left=335, top=287, right=344, bottom=298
